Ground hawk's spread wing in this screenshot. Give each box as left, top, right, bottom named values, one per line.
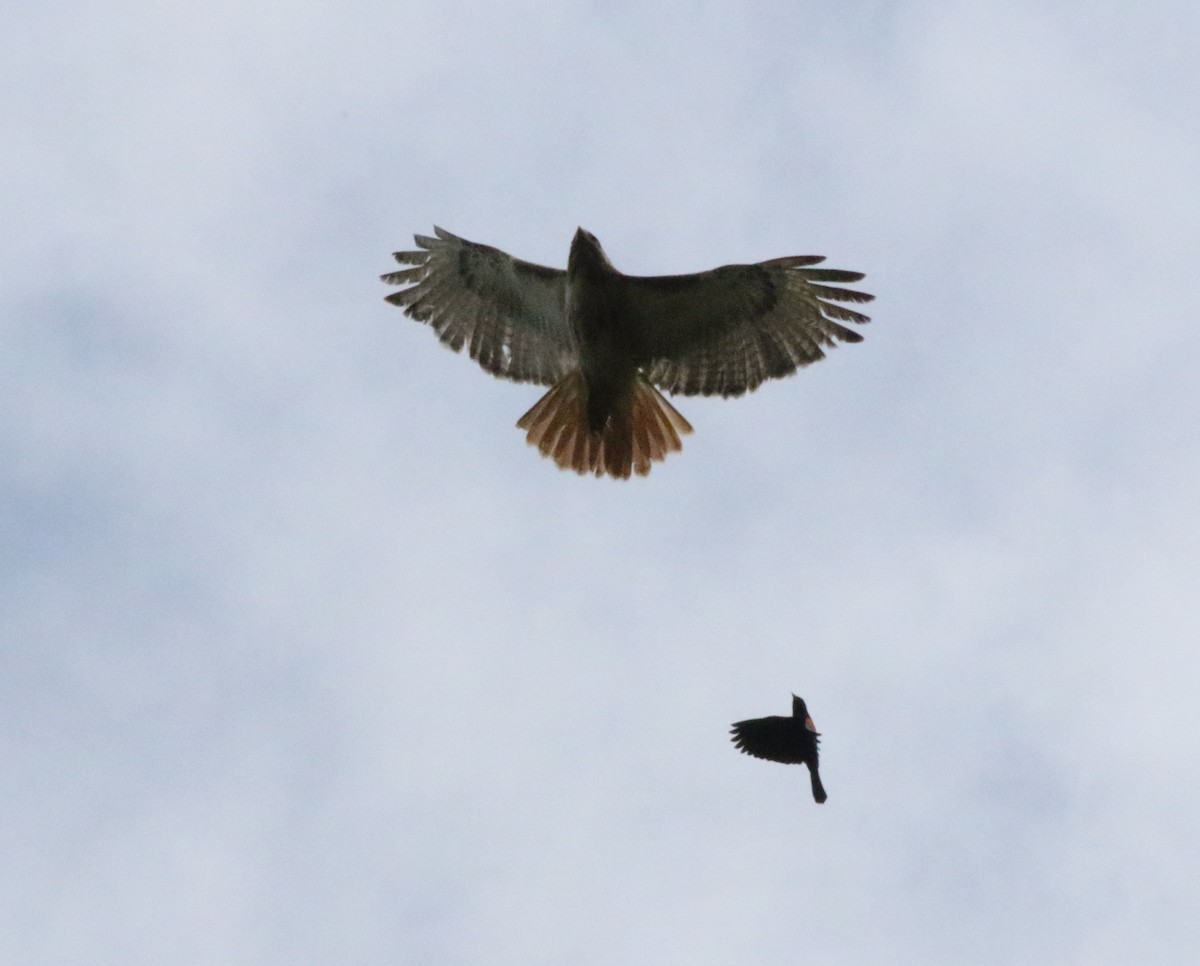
left=730, top=717, right=811, bottom=764
left=632, top=257, right=874, bottom=397
left=381, top=227, right=576, bottom=385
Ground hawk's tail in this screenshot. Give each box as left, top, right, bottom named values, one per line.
left=515, top=371, right=693, bottom=479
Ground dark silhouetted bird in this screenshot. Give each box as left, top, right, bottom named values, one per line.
left=730, top=694, right=827, bottom=803
left=381, top=227, right=872, bottom=478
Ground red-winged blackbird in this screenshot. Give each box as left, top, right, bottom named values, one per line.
left=730, top=694, right=828, bottom=803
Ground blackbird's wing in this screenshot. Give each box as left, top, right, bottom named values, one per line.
left=626, top=256, right=873, bottom=397
left=730, top=715, right=809, bottom=764
left=382, top=227, right=577, bottom=386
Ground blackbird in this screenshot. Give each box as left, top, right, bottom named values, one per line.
left=731, top=693, right=827, bottom=803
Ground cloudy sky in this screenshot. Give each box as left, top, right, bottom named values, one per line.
left=4, top=2, right=1198, bottom=963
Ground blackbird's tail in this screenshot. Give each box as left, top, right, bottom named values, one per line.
left=516, top=370, right=692, bottom=479
left=809, top=765, right=828, bottom=804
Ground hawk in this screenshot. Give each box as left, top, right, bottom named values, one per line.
left=731, top=694, right=827, bottom=803
left=381, top=227, right=873, bottom=479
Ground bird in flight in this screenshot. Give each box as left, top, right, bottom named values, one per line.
left=382, top=227, right=873, bottom=479
left=730, top=693, right=827, bottom=803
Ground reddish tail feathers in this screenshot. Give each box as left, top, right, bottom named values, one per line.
left=516, top=371, right=692, bottom=479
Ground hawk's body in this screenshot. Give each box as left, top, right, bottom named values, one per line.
left=382, top=227, right=873, bottom=478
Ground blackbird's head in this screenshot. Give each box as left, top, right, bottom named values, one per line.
left=792, top=694, right=820, bottom=734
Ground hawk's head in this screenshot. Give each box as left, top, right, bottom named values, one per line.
left=569, top=227, right=617, bottom=277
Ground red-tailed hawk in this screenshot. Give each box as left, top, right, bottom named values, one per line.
left=381, top=227, right=873, bottom=479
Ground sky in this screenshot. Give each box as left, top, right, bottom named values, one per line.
left=3, top=1, right=1199, bottom=963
